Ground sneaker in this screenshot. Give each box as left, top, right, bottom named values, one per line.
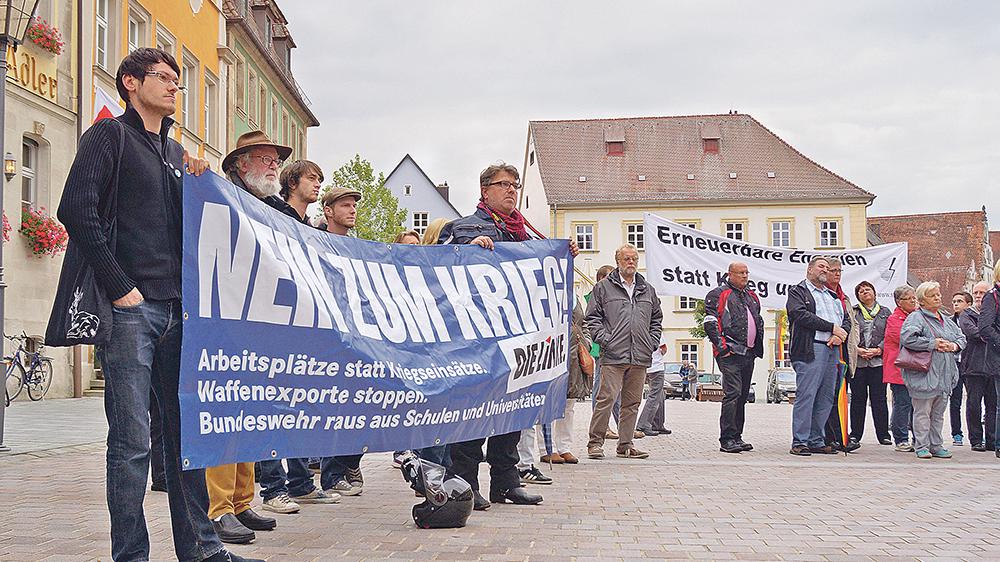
left=261, top=493, right=301, bottom=514
left=931, top=448, right=953, bottom=459
left=915, top=448, right=932, bottom=459
left=953, top=435, right=964, bottom=447
left=895, top=442, right=915, bottom=452
left=605, top=429, right=619, bottom=440
left=972, top=443, right=987, bottom=452
left=392, top=452, right=407, bottom=469
left=346, top=467, right=364, bottom=488
left=290, top=488, right=340, bottom=504
left=789, top=445, right=812, bottom=456
left=616, top=446, right=649, bottom=459
left=519, top=466, right=553, bottom=485
left=587, top=445, right=604, bottom=459
left=325, top=477, right=362, bottom=497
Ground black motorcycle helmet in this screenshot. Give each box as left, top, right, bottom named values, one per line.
left=399, top=453, right=474, bottom=529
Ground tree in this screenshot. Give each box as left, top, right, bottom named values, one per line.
left=322, top=154, right=407, bottom=242
left=688, top=299, right=707, bottom=338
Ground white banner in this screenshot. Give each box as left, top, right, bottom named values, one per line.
left=644, top=213, right=908, bottom=310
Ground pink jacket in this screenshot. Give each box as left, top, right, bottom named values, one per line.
left=882, top=307, right=910, bottom=384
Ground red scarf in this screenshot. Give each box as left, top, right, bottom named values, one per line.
left=478, top=201, right=530, bottom=242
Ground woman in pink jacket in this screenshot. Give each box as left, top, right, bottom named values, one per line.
left=884, top=286, right=919, bottom=451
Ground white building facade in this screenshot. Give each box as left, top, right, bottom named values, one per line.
left=383, top=154, right=459, bottom=236
left=520, top=114, right=875, bottom=389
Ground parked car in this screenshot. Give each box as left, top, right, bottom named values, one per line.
left=663, top=362, right=686, bottom=399
left=767, top=368, right=796, bottom=403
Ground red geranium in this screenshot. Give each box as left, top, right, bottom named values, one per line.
left=2, top=210, right=10, bottom=242
left=19, top=206, right=67, bottom=257
left=25, top=17, right=63, bottom=55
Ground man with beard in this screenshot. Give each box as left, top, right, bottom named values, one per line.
left=438, top=162, right=579, bottom=511
left=204, top=131, right=294, bottom=544
left=786, top=257, right=852, bottom=456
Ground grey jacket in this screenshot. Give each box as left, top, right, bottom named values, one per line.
left=584, top=269, right=662, bottom=367
left=900, top=308, right=966, bottom=399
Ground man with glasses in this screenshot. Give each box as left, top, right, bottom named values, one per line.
left=438, top=162, right=579, bottom=511
left=586, top=243, right=663, bottom=461
left=204, top=131, right=296, bottom=544
left=56, top=48, right=257, bottom=561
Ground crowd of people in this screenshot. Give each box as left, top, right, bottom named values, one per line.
left=52, top=48, right=1000, bottom=561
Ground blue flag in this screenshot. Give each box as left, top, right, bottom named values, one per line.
left=179, top=172, right=573, bottom=469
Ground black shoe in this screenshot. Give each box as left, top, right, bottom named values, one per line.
left=636, top=427, right=658, bottom=436
left=719, top=439, right=743, bottom=453
left=203, top=550, right=266, bottom=562
left=845, top=438, right=861, bottom=453
left=235, top=508, right=276, bottom=531
left=473, top=490, right=491, bottom=511
left=653, top=427, right=672, bottom=435
left=212, top=513, right=255, bottom=544
left=879, top=438, right=893, bottom=445
left=972, top=443, right=987, bottom=452
left=736, top=439, right=753, bottom=451
left=490, top=486, right=543, bottom=505
left=150, top=482, right=167, bottom=493
left=519, top=466, right=553, bottom=485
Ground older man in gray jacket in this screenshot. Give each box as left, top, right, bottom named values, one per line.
left=586, top=243, right=663, bottom=460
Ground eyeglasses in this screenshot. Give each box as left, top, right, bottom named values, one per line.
left=485, top=180, right=521, bottom=190
left=251, top=155, right=284, bottom=168
left=828, top=269, right=842, bottom=274
left=619, top=256, right=639, bottom=263
left=144, top=71, right=186, bottom=92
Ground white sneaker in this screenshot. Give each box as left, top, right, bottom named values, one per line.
left=290, top=488, right=340, bottom=504
left=262, top=492, right=301, bottom=514
left=325, top=477, right=362, bottom=497
left=894, top=442, right=915, bottom=452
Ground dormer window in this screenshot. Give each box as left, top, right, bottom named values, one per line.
left=604, top=125, right=625, bottom=156
left=704, top=138, right=719, bottom=153
left=606, top=141, right=624, bottom=155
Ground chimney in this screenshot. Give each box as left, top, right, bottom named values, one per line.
left=435, top=181, right=450, bottom=202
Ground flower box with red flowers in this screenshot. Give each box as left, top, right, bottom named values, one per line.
left=2, top=210, right=10, bottom=243
left=19, top=206, right=67, bottom=257
left=25, top=18, right=63, bottom=56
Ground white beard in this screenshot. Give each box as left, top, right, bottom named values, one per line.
left=242, top=168, right=280, bottom=199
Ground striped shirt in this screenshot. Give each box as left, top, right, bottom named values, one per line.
left=808, top=282, right=843, bottom=341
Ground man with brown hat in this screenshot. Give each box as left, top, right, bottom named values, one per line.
left=222, top=130, right=297, bottom=221
left=320, top=186, right=363, bottom=236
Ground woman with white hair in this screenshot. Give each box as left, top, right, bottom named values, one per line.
left=899, top=281, right=966, bottom=459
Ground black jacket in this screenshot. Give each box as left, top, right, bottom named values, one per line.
left=58, top=107, right=184, bottom=301
left=703, top=281, right=764, bottom=358
left=438, top=207, right=522, bottom=244
left=584, top=269, right=662, bottom=367
left=959, top=306, right=993, bottom=377
left=977, top=284, right=1000, bottom=376
left=786, top=280, right=852, bottom=363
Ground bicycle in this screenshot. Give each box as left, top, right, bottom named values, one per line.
left=4, top=332, right=53, bottom=405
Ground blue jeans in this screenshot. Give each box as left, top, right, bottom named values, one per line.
left=321, top=454, right=363, bottom=490
left=791, top=343, right=838, bottom=448
left=890, top=383, right=914, bottom=445
left=99, top=299, right=222, bottom=562
left=590, top=360, right=620, bottom=424
left=258, top=457, right=335, bottom=500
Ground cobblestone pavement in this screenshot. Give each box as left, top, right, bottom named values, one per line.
left=2, top=397, right=999, bottom=561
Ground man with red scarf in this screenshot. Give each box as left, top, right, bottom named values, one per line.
left=438, top=162, right=579, bottom=512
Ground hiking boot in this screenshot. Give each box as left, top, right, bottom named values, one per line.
left=616, top=446, right=649, bottom=459
left=736, top=439, right=753, bottom=451
left=261, top=493, right=301, bottom=514
left=290, top=488, right=340, bottom=504
left=325, top=477, right=362, bottom=497
left=519, top=466, right=553, bottom=485
left=719, top=439, right=743, bottom=453
left=587, top=445, right=604, bottom=459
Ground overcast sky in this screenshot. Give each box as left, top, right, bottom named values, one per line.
left=281, top=1, right=1000, bottom=227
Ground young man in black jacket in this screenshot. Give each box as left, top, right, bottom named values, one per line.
left=785, top=257, right=852, bottom=456
left=57, top=48, right=257, bottom=562
left=704, top=262, right=764, bottom=454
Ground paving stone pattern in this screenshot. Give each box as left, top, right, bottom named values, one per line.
left=1, top=398, right=999, bottom=561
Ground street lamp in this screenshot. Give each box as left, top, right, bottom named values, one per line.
left=0, top=0, right=42, bottom=453
left=3, top=151, right=15, bottom=181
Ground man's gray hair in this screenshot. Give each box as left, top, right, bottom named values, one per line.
left=807, top=256, right=829, bottom=268
left=893, top=285, right=915, bottom=303
left=615, top=243, right=638, bottom=262
left=479, top=162, right=520, bottom=187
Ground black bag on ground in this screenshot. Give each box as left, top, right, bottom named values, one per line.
left=44, top=119, right=125, bottom=347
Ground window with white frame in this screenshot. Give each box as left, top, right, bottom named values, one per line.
left=679, top=342, right=700, bottom=369
left=95, top=0, right=110, bottom=69
left=575, top=224, right=595, bottom=251
left=403, top=184, right=411, bottom=196
left=21, top=138, right=38, bottom=209
left=771, top=220, right=791, bottom=247
left=282, top=111, right=290, bottom=145
left=678, top=296, right=698, bottom=311
left=127, top=6, right=149, bottom=54
left=413, top=212, right=429, bottom=235
left=819, top=220, right=840, bottom=248
left=234, top=56, right=246, bottom=112
left=724, top=221, right=745, bottom=241
left=155, top=25, right=175, bottom=55
left=258, top=85, right=267, bottom=129
left=181, top=52, right=198, bottom=131
left=271, top=97, right=279, bottom=138
left=625, top=222, right=644, bottom=250
left=204, top=71, right=218, bottom=146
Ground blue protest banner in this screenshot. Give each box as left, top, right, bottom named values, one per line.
left=179, top=172, right=573, bottom=469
